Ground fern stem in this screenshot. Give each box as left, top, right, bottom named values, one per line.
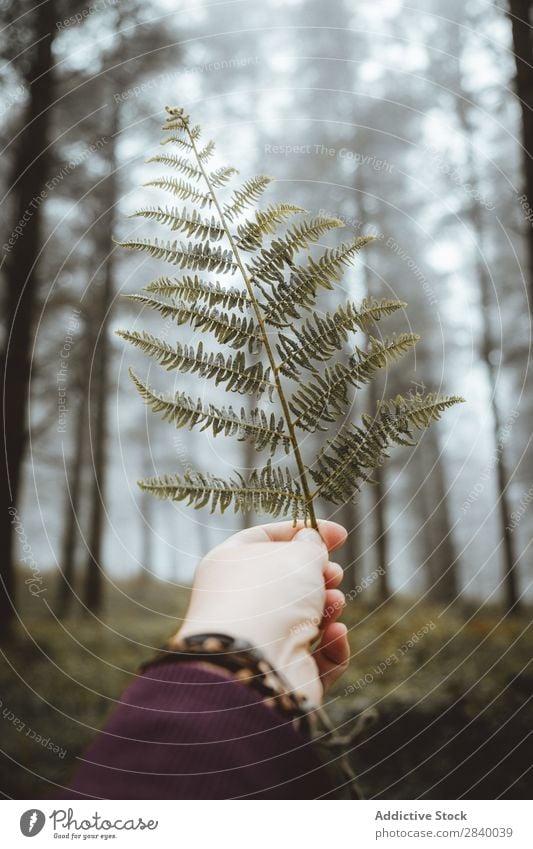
left=185, top=121, right=317, bottom=528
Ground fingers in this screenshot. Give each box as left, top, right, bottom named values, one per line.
left=315, top=521, right=348, bottom=552
left=218, top=519, right=347, bottom=551
left=313, top=622, right=350, bottom=692
left=321, top=588, right=346, bottom=625
left=324, top=561, right=343, bottom=589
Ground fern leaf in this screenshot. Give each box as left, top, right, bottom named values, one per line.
left=127, top=294, right=262, bottom=353
left=198, top=140, right=215, bottom=161
left=118, top=238, right=237, bottom=274
left=147, top=153, right=202, bottom=181
left=260, top=261, right=378, bottom=327
left=284, top=215, right=345, bottom=250
left=138, top=461, right=307, bottom=519
left=209, top=166, right=238, bottom=188
left=130, top=370, right=290, bottom=454
left=376, top=391, right=465, bottom=430
left=143, top=276, right=251, bottom=312
left=118, top=106, right=463, bottom=527
left=117, top=330, right=274, bottom=397
left=353, top=296, right=409, bottom=330
left=160, top=135, right=193, bottom=151
left=246, top=215, right=345, bottom=286
left=309, top=393, right=464, bottom=503
left=260, top=268, right=326, bottom=326
left=290, top=334, right=420, bottom=430
left=236, top=203, right=306, bottom=251
left=161, top=106, right=200, bottom=138
left=224, top=176, right=273, bottom=221
left=145, top=176, right=212, bottom=208
left=277, top=300, right=408, bottom=375
left=293, top=235, right=375, bottom=289
left=129, top=206, right=226, bottom=241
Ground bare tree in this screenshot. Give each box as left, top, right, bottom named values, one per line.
left=139, top=450, right=155, bottom=582
left=57, top=321, right=90, bottom=615
left=508, top=0, right=533, bottom=308
left=453, top=71, right=521, bottom=613
left=0, top=1, right=57, bottom=638
left=354, top=168, right=391, bottom=601
left=83, top=105, right=118, bottom=613
left=419, top=426, right=460, bottom=603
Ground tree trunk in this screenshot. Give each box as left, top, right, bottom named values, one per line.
left=0, top=1, right=56, bottom=639
left=454, top=97, right=521, bottom=613
left=368, top=377, right=390, bottom=602
left=354, top=168, right=390, bottom=601
left=421, top=426, right=460, bottom=603
left=508, top=0, right=533, bottom=308
left=57, top=332, right=89, bottom=615
left=337, top=500, right=364, bottom=594
left=139, top=452, right=154, bottom=582
left=83, top=107, right=118, bottom=613
left=472, top=223, right=519, bottom=614
left=140, top=494, right=153, bottom=579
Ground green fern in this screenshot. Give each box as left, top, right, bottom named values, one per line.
left=118, top=106, right=464, bottom=526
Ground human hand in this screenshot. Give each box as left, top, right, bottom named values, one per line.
left=173, top=520, right=350, bottom=707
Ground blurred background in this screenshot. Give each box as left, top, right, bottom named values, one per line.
left=0, top=0, right=532, bottom=799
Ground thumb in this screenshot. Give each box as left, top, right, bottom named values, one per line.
left=215, top=520, right=347, bottom=551
left=292, top=528, right=329, bottom=576
left=293, top=527, right=327, bottom=549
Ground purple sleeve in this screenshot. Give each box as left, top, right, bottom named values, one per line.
left=65, top=662, right=332, bottom=799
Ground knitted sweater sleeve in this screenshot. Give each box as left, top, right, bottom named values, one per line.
left=65, top=661, right=332, bottom=799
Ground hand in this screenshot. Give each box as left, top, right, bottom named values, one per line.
left=173, top=520, right=350, bottom=707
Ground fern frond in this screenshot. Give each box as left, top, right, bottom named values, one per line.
left=249, top=234, right=372, bottom=308
left=145, top=177, right=212, bottom=208
left=160, top=135, right=193, bottom=151
left=309, top=392, right=464, bottom=503
left=353, top=296, right=409, bottom=331
left=198, top=140, right=215, bottom=161
left=277, top=300, right=408, bottom=375
left=246, top=215, right=345, bottom=286
left=147, top=153, right=202, bottom=181
left=260, top=268, right=327, bottom=325
left=236, top=203, right=306, bottom=251
left=259, top=277, right=311, bottom=326
left=224, top=176, right=273, bottom=221
left=292, top=235, right=375, bottom=290
left=290, top=334, right=420, bottom=431
left=118, top=106, right=463, bottom=529
left=143, top=276, right=251, bottom=312
left=130, top=370, right=290, bottom=455
left=209, top=166, right=238, bottom=188
left=284, top=215, right=345, bottom=250
left=127, top=294, right=262, bottom=353
left=376, top=391, right=465, bottom=430
left=117, top=330, right=274, bottom=397
left=138, top=461, right=307, bottom=519
left=117, top=238, right=237, bottom=274
left=129, top=206, right=226, bottom=241
left=247, top=235, right=374, bottom=299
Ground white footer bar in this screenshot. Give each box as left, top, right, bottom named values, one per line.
left=2, top=799, right=529, bottom=848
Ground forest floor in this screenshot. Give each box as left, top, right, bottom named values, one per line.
left=0, top=577, right=531, bottom=799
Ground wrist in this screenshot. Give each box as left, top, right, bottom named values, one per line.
left=147, top=632, right=313, bottom=727
left=173, top=624, right=322, bottom=707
